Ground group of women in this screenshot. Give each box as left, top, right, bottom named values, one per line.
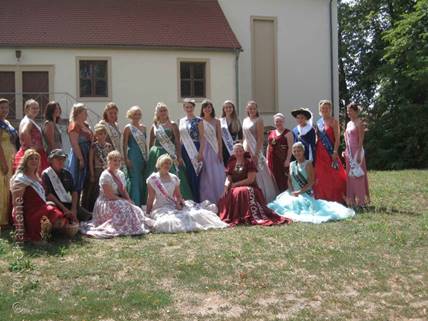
left=0, top=97, right=370, bottom=243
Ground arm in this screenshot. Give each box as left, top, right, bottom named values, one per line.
left=332, top=118, right=340, bottom=159
left=148, top=126, right=155, bottom=149
left=284, top=132, right=294, bottom=167
left=255, top=119, right=264, bottom=156
left=101, top=183, right=123, bottom=201
left=215, top=119, right=223, bottom=161
left=89, top=145, right=95, bottom=182
left=356, top=120, right=365, bottom=162
left=69, top=130, right=85, bottom=169
left=173, top=184, right=184, bottom=209
left=146, top=183, right=156, bottom=215
left=292, top=162, right=315, bottom=196
left=197, top=121, right=205, bottom=161
left=0, top=133, right=8, bottom=175
left=44, top=122, right=55, bottom=152
left=20, top=122, right=33, bottom=148
left=231, top=171, right=257, bottom=188
left=122, top=126, right=132, bottom=168
left=172, top=123, right=183, bottom=162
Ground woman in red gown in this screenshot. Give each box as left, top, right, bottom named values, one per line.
left=218, top=143, right=291, bottom=226
left=267, top=113, right=294, bottom=192
left=10, top=149, right=72, bottom=243
left=313, top=100, right=347, bottom=203
left=13, top=99, right=49, bottom=175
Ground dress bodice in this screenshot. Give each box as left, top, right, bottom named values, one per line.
left=99, top=170, right=126, bottom=196
left=43, top=121, right=62, bottom=150
left=290, top=160, right=311, bottom=192
left=226, top=157, right=258, bottom=186
left=19, top=117, right=44, bottom=149
left=147, top=173, right=179, bottom=210
left=243, top=117, right=257, bottom=138
left=268, top=129, right=290, bottom=160
left=183, top=117, right=202, bottom=142
left=346, top=121, right=360, bottom=151
left=154, top=126, right=175, bottom=147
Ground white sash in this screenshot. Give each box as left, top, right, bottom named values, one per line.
left=179, top=117, right=202, bottom=175
left=203, top=120, right=219, bottom=155
left=13, top=173, right=46, bottom=202
left=154, top=124, right=177, bottom=160
left=43, top=167, right=72, bottom=203
left=100, top=120, right=122, bottom=153
left=148, top=173, right=176, bottom=205
left=220, top=117, right=234, bottom=156
left=242, top=118, right=268, bottom=169
left=126, top=124, right=147, bottom=161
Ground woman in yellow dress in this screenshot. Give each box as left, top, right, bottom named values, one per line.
left=0, top=98, right=17, bottom=227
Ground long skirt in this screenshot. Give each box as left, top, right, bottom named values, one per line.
left=181, top=142, right=201, bottom=202
left=199, top=143, right=226, bottom=204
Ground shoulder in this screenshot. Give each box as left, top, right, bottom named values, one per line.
left=146, top=172, right=158, bottom=184
left=68, top=122, right=80, bottom=134
left=170, top=173, right=180, bottom=184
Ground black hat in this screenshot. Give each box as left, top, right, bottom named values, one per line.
left=291, top=108, right=312, bottom=120
left=48, top=149, right=67, bottom=160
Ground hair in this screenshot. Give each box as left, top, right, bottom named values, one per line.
left=45, top=101, right=61, bottom=122
left=126, top=105, right=142, bottom=119
left=221, top=100, right=241, bottom=133
left=183, top=98, right=196, bottom=107
left=24, top=99, right=39, bottom=112
left=200, top=99, right=215, bottom=118
left=94, top=123, right=107, bottom=134
left=347, top=102, right=361, bottom=112
left=14, top=149, right=40, bottom=178
left=246, top=100, right=260, bottom=117
left=156, top=154, right=173, bottom=169
left=153, top=102, right=169, bottom=124
left=107, top=150, right=122, bottom=162
left=103, top=102, right=119, bottom=122
left=69, top=103, right=87, bottom=122
left=318, top=99, right=332, bottom=115
left=292, top=142, right=305, bottom=152
left=0, top=98, right=9, bottom=105
left=233, top=142, right=244, bottom=153
left=273, top=113, right=286, bottom=121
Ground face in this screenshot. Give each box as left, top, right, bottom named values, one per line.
left=246, top=103, right=257, bottom=117
left=108, top=157, right=122, bottom=170
left=27, top=154, right=40, bottom=172
left=77, top=109, right=88, bottom=122
left=183, top=103, right=195, bottom=114
left=95, top=130, right=107, bottom=142
left=202, top=104, right=213, bottom=117
left=233, top=146, right=245, bottom=158
left=159, top=161, right=172, bottom=173
left=295, top=114, right=308, bottom=126
left=223, top=103, right=234, bottom=116
left=0, top=102, right=9, bottom=119
left=157, top=107, right=168, bottom=120
left=51, top=157, right=66, bottom=171
left=292, top=146, right=305, bottom=160
left=54, top=104, right=62, bottom=119
left=274, top=117, right=285, bottom=129
left=131, top=109, right=142, bottom=122
left=107, top=108, right=118, bottom=123
left=27, top=103, right=40, bottom=118
left=319, top=103, right=331, bottom=118
left=347, top=107, right=358, bottom=118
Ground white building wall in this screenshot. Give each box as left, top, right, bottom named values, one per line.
left=219, top=0, right=339, bottom=128
left=0, top=48, right=236, bottom=129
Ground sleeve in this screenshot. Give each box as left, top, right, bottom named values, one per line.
left=172, top=174, right=180, bottom=187
left=246, top=159, right=258, bottom=173
left=99, top=170, right=113, bottom=187
left=118, top=170, right=126, bottom=186
left=225, top=160, right=234, bottom=176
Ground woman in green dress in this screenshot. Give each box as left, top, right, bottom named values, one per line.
left=146, top=103, right=193, bottom=200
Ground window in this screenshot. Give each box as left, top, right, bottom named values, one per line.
left=180, top=62, right=206, bottom=98
left=78, top=59, right=110, bottom=99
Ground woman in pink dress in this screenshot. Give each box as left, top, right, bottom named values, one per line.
left=344, top=102, right=370, bottom=208
left=13, top=99, right=48, bottom=175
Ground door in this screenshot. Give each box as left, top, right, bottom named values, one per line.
left=22, top=71, right=49, bottom=119
left=0, top=71, right=16, bottom=119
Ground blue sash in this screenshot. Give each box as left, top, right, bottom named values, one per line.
left=0, top=119, right=17, bottom=137
left=316, top=118, right=334, bottom=156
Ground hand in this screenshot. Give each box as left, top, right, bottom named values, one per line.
left=78, top=158, right=85, bottom=169
left=341, top=151, right=346, bottom=158
left=332, top=151, right=339, bottom=161
left=0, top=161, right=8, bottom=175
left=176, top=200, right=184, bottom=210
left=126, top=159, right=132, bottom=169
left=197, top=153, right=203, bottom=162
left=252, top=154, right=259, bottom=164
left=283, top=160, right=290, bottom=168
left=178, top=158, right=184, bottom=166
left=218, top=152, right=223, bottom=163
left=356, top=155, right=362, bottom=164
left=292, top=191, right=300, bottom=197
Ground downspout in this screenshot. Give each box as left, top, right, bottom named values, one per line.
left=329, top=0, right=335, bottom=115
left=234, top=48, right=240, bottom=116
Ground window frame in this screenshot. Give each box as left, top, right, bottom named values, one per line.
left=177, top=58, right=210, bottom=102
left=76, top=57, right=112, bottom=102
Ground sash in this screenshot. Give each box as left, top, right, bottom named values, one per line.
left=154, top=124, right=177, bottom=160
left=179, top=117, right=202, bottom=175
left=126, top=124, right=147, bottom=161
left=0, top=119, right=17, bottom=137
left=100, top=120, right=122, bottom=153
left=43, top=167, right=72, bottom=203
left=203, top=120, right=219, bottom=155
left=93, top=142, right=109, bottom=168
left=220, top=117, right=234, bottom=156
left=13, top=173, right=46, bottom=202
left=291, top=162, right=312, bottom=195
left=242, top=118, right=267, bottom=170
left=148, top=173, right=176, bottom=205
left=108, top=170, right=127, bottom=197
left=316, top=118, right=334, bottom=156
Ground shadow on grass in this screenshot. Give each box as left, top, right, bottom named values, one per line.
left=365, top=205, right=423, bottom=216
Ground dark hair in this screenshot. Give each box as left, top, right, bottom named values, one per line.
left=221, top=101, right=241, bottom=133
left=347, top=102, right=360, bottom=112
left=200, top=100, right=215, bottom=118
left=45, top=101, right=61, bottom=122
left=103, top=102, right=119, bottom=122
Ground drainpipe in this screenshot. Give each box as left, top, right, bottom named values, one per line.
left=329, top=0, right=335, bottom=115
left=234, top=48, right=240, bottom=116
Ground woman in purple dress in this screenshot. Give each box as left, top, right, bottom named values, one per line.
left=199, top=100, right=226, bottom=204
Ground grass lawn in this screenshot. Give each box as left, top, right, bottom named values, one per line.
left=0, top=170, right=427, bottom=321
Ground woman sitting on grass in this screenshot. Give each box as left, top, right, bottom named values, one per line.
left=80, top=151, right=152, bottom=238
left=146, top=154, right=228, bottom=233
left=268, top=142, right=355, bottom=223
left=10, top=149, right=75, bottom=243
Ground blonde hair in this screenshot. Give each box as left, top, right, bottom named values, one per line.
left=69, top=103, right=87, bottom=122
left=103, top=102, right=119, bottom=122
left=14, top=149, right=40, bottom=178
left=292, top=142, right=305, bottom=152
left=107, top=150, right=122, bottom=162
left=233, top=142, right=244, bottom=153
left=155, top=154, right=173, bottom=169
left=318, top=100, right=332, bottom=115
left=127, top=105, right=142, bottom=119
left=94, top=123, right=107, bottom=134
left=153, top=102, right=169, bottom=124
left=24, top=99, right=39, bottom=112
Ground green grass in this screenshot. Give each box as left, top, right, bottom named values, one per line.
left=0, top=170, right=427, bottom=321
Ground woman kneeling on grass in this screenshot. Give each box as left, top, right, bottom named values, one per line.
left=10, top=149, right=76, bottom=244
left=80, top=151, right=152, bottom=238
left=145, top=154, right=228, bottom=233
left=268, top=142, right=355, bottom=223
left=218, top=143, right=291, bottom=227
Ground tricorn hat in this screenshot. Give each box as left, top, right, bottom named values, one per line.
left=291, top=108, right=312, bottom=120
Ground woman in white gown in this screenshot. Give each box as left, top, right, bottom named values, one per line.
left=80, top=151, right=152, bottom=238
left=146, top=154, right=228, bottom=233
